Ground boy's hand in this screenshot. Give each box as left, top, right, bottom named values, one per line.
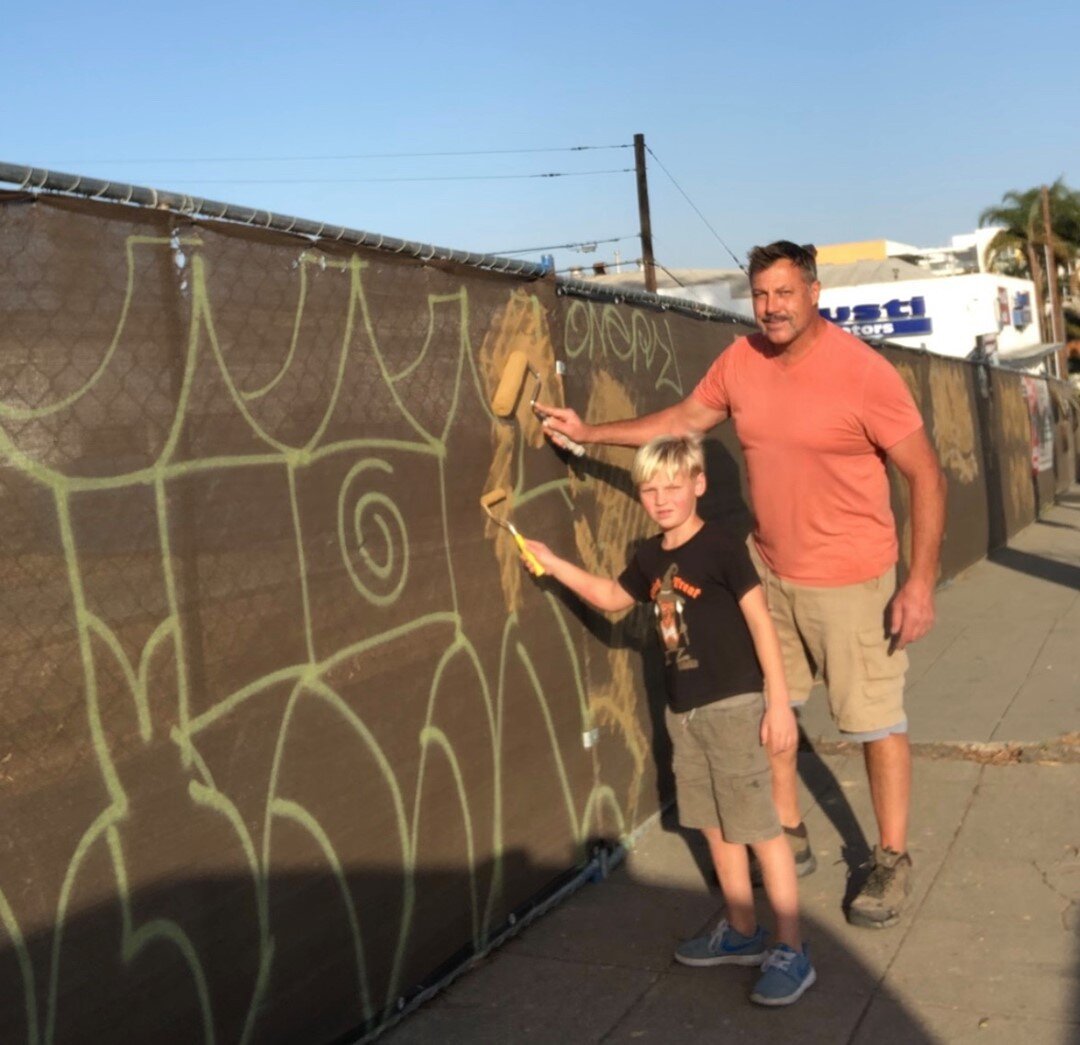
left=534, top=404, right=589, bottom=451
left=760, top=703, right=797, bottom=756
left=522, top=538, right=558, bottom=576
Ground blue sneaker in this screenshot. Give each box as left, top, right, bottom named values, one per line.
left=674, top=918, right=767, bottom=967
left=750, top=943, right=816, bottom=1006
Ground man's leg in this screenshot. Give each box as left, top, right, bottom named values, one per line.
left=864, top=731, right=911, bottom=853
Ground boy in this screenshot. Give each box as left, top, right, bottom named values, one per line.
left=523, top=435, right=816, bottom=1006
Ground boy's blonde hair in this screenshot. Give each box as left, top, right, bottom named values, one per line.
left=631, top=434, right=705, bottom=485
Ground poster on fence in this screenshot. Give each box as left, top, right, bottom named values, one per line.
left=1021, top=375, right=1054, bottom=473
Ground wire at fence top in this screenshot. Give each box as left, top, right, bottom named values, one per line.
left=155, top=168, right=634, bottom=186
left=645, top=145, right=747, bottom=273
left=46, top=144, right=633, bottom=164
left=489, top=234, right=636, bottom=256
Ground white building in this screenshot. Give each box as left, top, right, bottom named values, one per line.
left=815, top=258, right=1040, bottom=363
left=583, top=230, right=1057, bottom=374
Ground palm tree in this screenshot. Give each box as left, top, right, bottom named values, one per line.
left=979, top=179, right=1080, bottom=341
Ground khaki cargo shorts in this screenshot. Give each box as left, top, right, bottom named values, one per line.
left=665, top=692, right=781, bottom=844
left=752, top=547, right=909, bottom=741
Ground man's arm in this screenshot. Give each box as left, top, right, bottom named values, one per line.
left=885, top=426, right=947, bottom=649
left=522, top=539, right=635, bottom=613
left=535, top=394, right=727, bottom=450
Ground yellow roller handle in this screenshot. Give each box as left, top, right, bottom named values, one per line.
left=510, top=527, right=545, bottom=577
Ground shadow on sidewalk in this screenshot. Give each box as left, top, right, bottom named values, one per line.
left=988, top=545, right=1080, bottom=591
left=0, top=856, right=937, bottom=1045
left=382, top=861, right=938, bottom=1044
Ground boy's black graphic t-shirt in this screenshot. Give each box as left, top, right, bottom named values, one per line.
left=617, top=521, right=764, bottom=712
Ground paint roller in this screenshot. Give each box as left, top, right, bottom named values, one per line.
left=480, top=488, right=545, bottom=576
left=491, top=350, right=586, bottom=458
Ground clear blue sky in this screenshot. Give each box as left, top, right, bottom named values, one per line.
left=6, top=1, right=1078, bottom=274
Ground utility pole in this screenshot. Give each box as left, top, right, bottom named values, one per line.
left=633, top=133, right=657, bottom=294
left=1041, top=185, right=1066, bottom=374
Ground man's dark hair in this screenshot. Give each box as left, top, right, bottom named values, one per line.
left=747, top=241, right=818, bottom=284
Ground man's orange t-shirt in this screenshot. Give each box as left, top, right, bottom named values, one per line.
left=692, top=322, right=924, bottom=586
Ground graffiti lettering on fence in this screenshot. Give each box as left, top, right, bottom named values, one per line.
left=563, top=299, right=684, bottom=398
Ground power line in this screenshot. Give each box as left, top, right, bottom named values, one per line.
left=48, top=144, right=633, bottom=165
left=489, top=234, right=636, bottom=256
left=155, top=168, right=633, bottom=186
left=645, top=145, right=746, bottom=273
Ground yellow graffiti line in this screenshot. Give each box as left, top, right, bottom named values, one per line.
left=84, top=613, right=147, bottom=740
left=286, top=462, right=316, bottom=664
left=262, top=678, right=413, bottom=1014
left=513, top=640, right=581, bottom=845
left=305, top=437, right=439, bottom=468
left=541, top=592, right=589, bottom=727
left=44, top=808, right=121, bottom=1045
left=355, top=266, right=444, bottom=452
left=186, top=613, right=460, bottom=737
left=185, top=663, right=308, bottom=736
left=155, top=254, right=213, bottom=469
left=436, top=290, right=471, bottom=447
left=156, top=476, right=192, bottom=767
left=0, top=885, right=38, bottom=1045
left=653, top=317, right=684, bottom=398
left=314, top=613, right=459, bottom=681
left=106, top=826, right=216, bottom=1045
left=0, top=236, right=200, bottom=421
left=241, top=254, right=343, bottom=402
left=138, top=617, right=180, bottom=742
left=82, top=613, right=175, bottom=745
left=337, top=459, right=410, bottom=608
left=581, top=784, right=627, bottom=841
left=389, top=293, right=468, bottom=383
left=270, top=798, right=372, bottom=1024
left=409, top=635, right=489, bottom=948
left=416, top=726, right=480, bottom=950
left=480, top=616, right=522, bottom=941
left=511, top=478, right=574, bottom=511
left=55, top=489, right=126, bottom=809
left=186, top=776, right=275, bottom=1043
left=195, top=262, right=311, bottom=456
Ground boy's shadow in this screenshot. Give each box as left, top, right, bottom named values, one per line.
left=550, top=435, right=872, bottom=909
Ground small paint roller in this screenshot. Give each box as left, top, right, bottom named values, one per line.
left=480, top=488, right=545, bottom=576
left=491, top=350, right=586, bottom=458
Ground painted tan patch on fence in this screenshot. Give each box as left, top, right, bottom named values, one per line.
left=929, top=365, right=979, bottom=484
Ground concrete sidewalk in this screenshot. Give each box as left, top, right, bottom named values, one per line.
left=386, top=491, right=1080, bottom=1044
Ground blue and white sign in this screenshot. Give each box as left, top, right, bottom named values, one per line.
left=819, top=296, right=933, bottom=338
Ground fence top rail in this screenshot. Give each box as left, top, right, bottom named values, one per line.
left=0, top=161, right=752, bottom=327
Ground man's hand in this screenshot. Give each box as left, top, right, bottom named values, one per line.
left=533, top=403, right=589, bottom=452
left=760, top=703, right=797, bottom=756
left=888, top=578, right=935, bottom=649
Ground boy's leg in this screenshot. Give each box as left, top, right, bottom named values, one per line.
left=749, top=833, right=800, bottom=950
left=700, top=825, right=755, bottom=937
left=768, top=745, right=802, bottom=829
left=748, top=554, right=818, bottom=876
left=669, top=701, right=770, bottom=968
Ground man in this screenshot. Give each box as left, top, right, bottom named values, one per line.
left=538, top=241, right=946, bottom=928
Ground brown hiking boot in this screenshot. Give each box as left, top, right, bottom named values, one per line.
left=750, top=822, right=817, bottom=886
left=847, top=845, right=913, bottom=929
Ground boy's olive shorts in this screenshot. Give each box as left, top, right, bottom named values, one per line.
left=666, top=692, right=780, bottom=845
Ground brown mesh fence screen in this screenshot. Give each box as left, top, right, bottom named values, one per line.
left=0, top=192, right=1074, bottom=1043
